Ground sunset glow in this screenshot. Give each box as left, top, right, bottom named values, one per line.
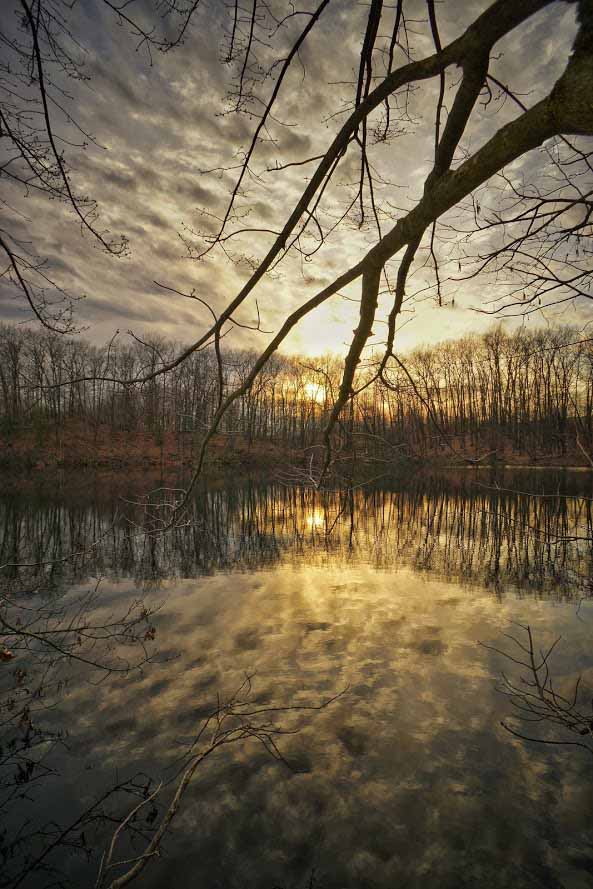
left=305, top=508, right=326, bottom=531
left=2, top=1, right=593, bottom=886
left=304, top=382, right=326, bottom=403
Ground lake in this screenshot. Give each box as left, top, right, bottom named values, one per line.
left=1, top=470, right=593, bottom=889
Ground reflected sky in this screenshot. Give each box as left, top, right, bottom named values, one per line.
left=2, top=473, right=593, bottom=888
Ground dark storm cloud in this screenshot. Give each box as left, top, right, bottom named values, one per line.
left=86, top=58, right=144, bottom=108
left=278, top=130, right=313, bottom=155
left=82, top=293, right=197, bottom=327
left=100, top=167, right=140, bottom=191
left=0, top=285, right=29, bottom=323
left=175, top=180, right=216, bottom=204
left=136, top=210, right=171, bottom=231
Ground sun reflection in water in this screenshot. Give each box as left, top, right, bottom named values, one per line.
left=306, top=508, right=325, bottom=530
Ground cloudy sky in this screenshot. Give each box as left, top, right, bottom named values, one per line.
left=0, top=0, right=588, bottom=358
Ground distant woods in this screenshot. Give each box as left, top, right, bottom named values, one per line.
left=1, top=323, right=593, bottom=465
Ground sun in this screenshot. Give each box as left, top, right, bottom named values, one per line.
left=304, top=382, right=325, bottom=403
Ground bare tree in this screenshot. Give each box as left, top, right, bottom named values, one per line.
left=0, top=546, right=161, bottom=887
left=137, top=0, right=593, bottom=506
left=95, top=676, right=343, bottom=889
left=1, top=1, right=593, bottom=500
left=482, top=623, right=593, bottom=756
left=0, top=534, right=343, bottom=888
left=0, top=0, right=201, bottom=331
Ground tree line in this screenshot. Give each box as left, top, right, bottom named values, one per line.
left=0, top=323, right=592, bottom=463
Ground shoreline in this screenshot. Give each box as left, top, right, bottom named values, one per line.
left=2, top=421, right=592, bottom=475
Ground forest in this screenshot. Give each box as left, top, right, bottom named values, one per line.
left=2, top=0, right=593, bottom=883
left=1, top=323, right=592, bottom=467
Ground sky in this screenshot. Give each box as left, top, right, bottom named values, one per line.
left=0, top=0, right=589, bottom=359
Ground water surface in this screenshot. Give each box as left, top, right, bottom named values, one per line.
left=1, top=471, right=593, bottom=889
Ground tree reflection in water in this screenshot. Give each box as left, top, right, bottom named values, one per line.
left=0, top=474, right=591, bottom=596
left=1, top=472, right=593, bottom=888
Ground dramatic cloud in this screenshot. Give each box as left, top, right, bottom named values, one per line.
left=0, top=0, right=585, bottom=356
